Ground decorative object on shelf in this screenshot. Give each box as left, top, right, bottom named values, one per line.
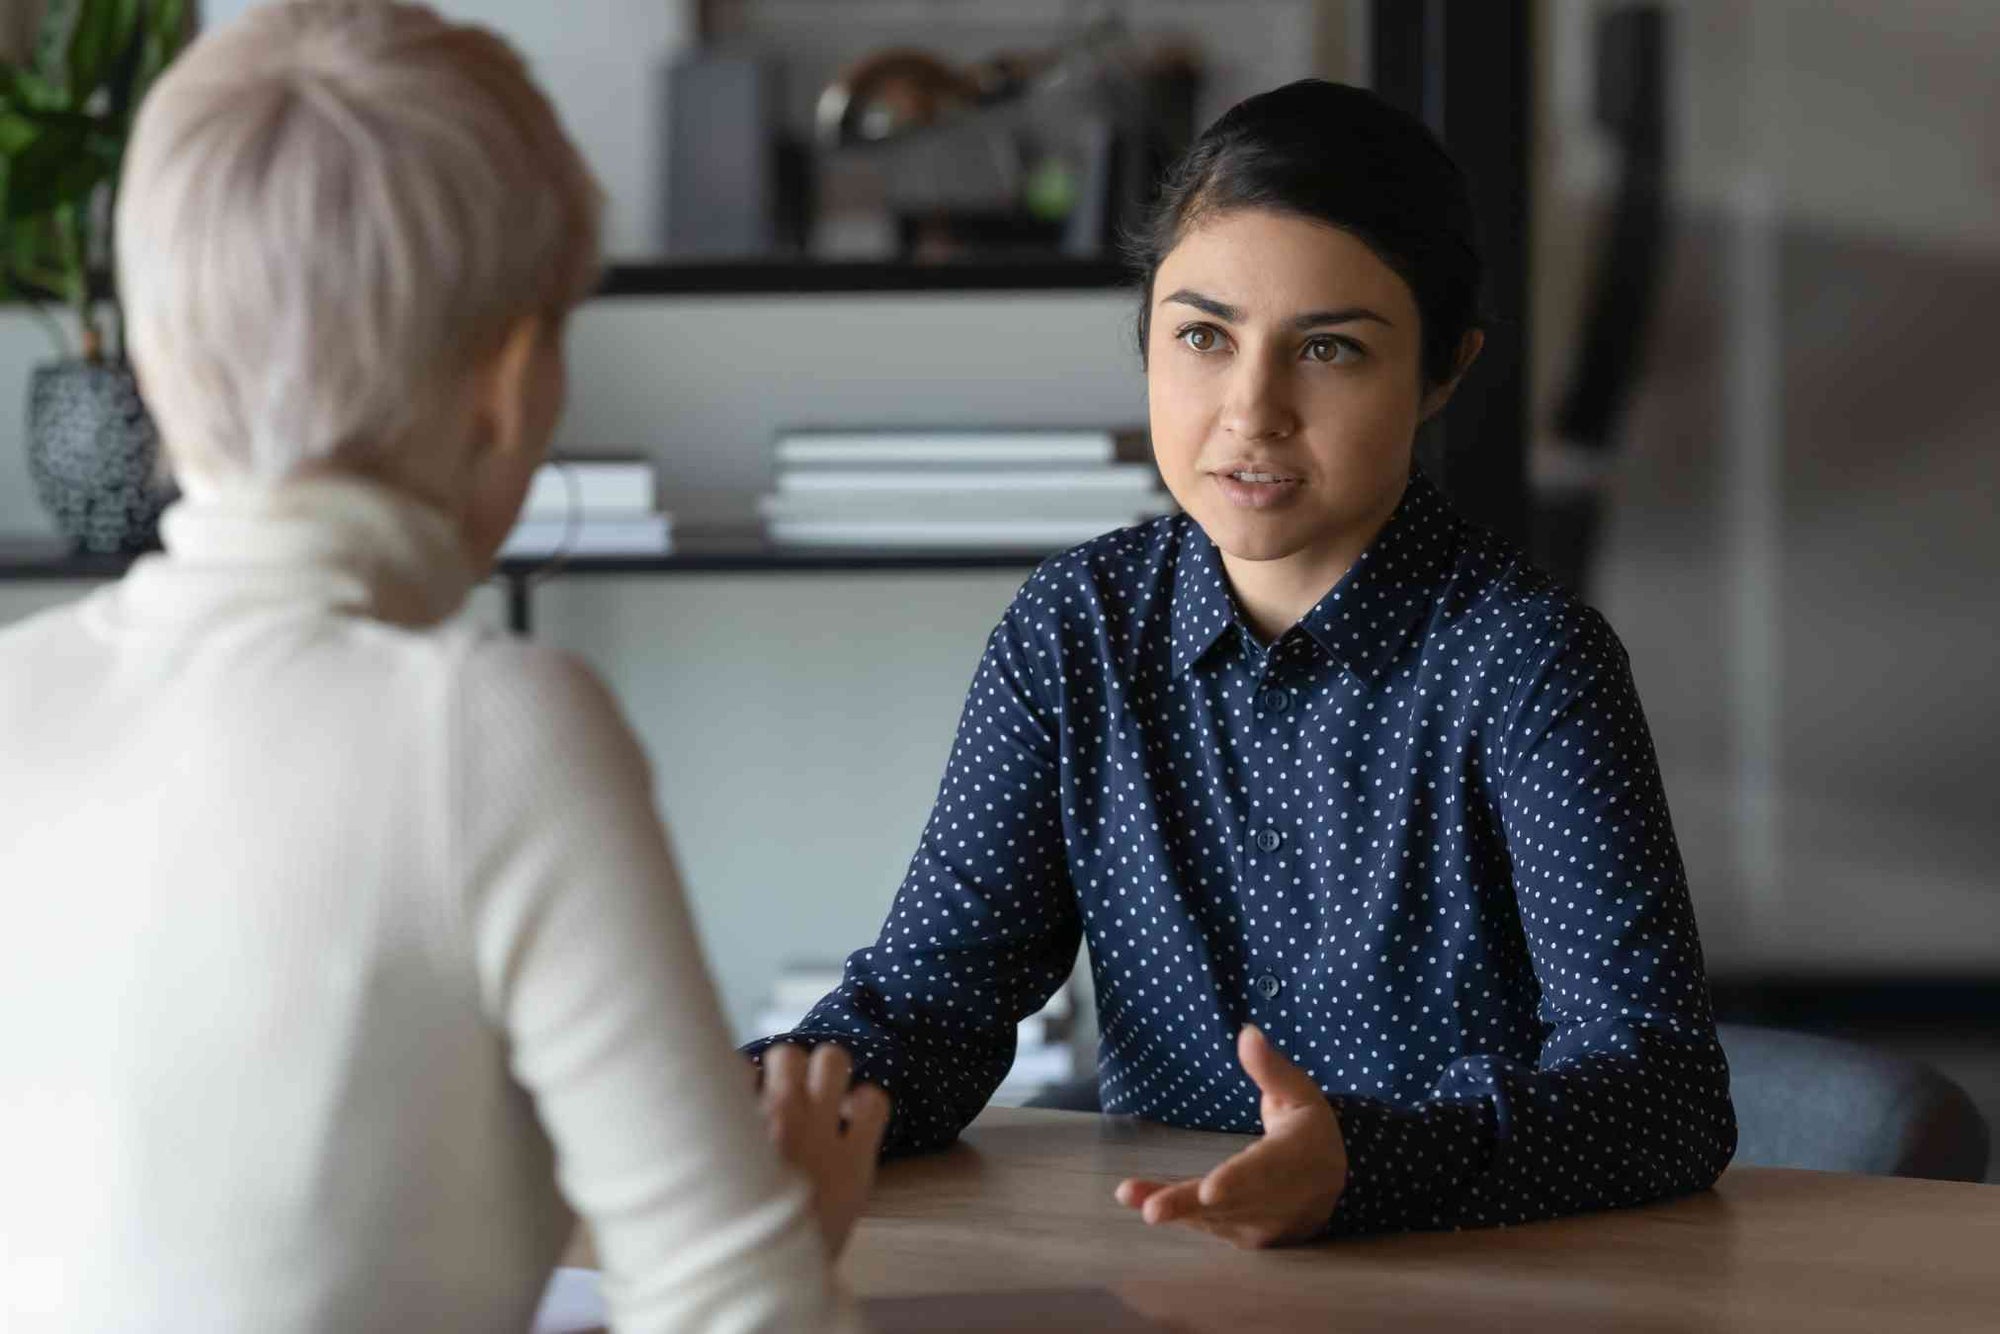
left=810, top=18, right=1200, bottom=265
left=762, top=427, right=1173, bottom=549
left=2, top=0, right=191, bottom=552
left=26, top=361, right=167, bottom=554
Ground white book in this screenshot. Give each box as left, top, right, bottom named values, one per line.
left=768, top=517, right=1150, bottom=548
left=775, top=430, right=1119, bottom=468
left=776, top=464, right=1161, bottom=496
left=759, top=491, right=1172, bottom=524
left=522, top=459, right=656, bottom=517
left=769, top=971, right=846, bottom=1014
left=753, top=1007, right=812, bottom=1037
left=500, top=514, right=673, bottom=557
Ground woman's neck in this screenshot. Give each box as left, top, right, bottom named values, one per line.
left=1216, top=493, right=1402, bottom=645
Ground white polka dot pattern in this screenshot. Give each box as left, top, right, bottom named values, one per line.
left=747, top=471, right=1737, bottom=1235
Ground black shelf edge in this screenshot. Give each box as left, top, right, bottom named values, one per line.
left=597, top=259, right=1134, bottom=297
left=497, top=548, right=1048, bottom=576
left=1709, top=974, right=2000, bottom=1029
left=3, top=260, right=1137, bottom=308
left=0, top=532, right=1051, bottom=582
left=0, top=544, right=142, bottom=580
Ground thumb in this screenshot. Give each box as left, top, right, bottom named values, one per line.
left=1238, top=1024, right=1321, bottom=1110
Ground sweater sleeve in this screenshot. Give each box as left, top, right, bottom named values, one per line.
left=744, top=602, right=1081, bottom=1156
left=456, top=641, right=862, bottom=1333
left=1325, top=607, right=1737, bottom=1236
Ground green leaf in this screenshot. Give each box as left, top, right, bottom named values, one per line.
left=3, top=116, right=114, bottom=221
left=0, top=67, right=70, bottom=114
left=33, top=0, right=83, bottom=96
left=69, top=0, right=146, bottom=104
left=0, top=111, right=40, bottom=157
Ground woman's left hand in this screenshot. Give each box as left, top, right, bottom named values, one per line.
left=1114, top=1025, right=1347, bottom=1248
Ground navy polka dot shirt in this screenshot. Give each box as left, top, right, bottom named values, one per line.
left=750, top=470, right=1737, bottom=1235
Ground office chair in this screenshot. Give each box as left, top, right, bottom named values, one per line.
left=1720, top=1023, right=1989, bottom=1182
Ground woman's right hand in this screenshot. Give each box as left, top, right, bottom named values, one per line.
left=757, top=1042, right=891, bottom=1259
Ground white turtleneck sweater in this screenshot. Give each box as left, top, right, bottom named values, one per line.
left=0, top=479, right=859, bottom=1333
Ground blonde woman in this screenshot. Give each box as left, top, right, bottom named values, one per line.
left=0, top=4, right=881, bottom=1330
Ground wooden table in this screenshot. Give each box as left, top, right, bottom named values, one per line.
left=834, top=1107, right=2000, bottom=1333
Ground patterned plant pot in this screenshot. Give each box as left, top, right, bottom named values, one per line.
left=26, top=360, right=177, bottom=554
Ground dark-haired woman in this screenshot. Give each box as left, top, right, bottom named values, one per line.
left=751, top=80, right=1736, bottom=1245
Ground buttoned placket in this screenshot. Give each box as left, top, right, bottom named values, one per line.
left=1239, top=631, right=1312, bottom=1015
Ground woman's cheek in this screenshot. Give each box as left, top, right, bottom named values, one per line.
left=1147, top=371, right=1210, bottom=494
left=1307, top=375, right=1420, bottom=479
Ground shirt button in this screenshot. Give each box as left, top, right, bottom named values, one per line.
left=1258, top=687, right=1293, bottom=714
left=1255, top=973, right=1283, bottom=999
left=1253, top=829, right=1283, bottom=853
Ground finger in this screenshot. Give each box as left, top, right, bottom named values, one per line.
left=1141, top=1179, right=1206, bottom=1226
left=806, top=1042, right=854, bottom=1109
left=1115, top=1178, right=1168, bottom=1210
left=761, top=1043, right=808, bottom=1104
left=1237, top=1025, right=1322, bottom=1111
left=841, top=1083, right=891, bottom=1152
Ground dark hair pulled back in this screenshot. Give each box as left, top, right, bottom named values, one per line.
left=1127, top=79, right=1485, bottom=388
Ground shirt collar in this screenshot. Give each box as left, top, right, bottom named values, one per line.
left=1169, top=470, right=1463, bottom=683
left=1168, top=518, right=1239, bottom=678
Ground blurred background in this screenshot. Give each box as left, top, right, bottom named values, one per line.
left=0, top=1, right=1994, bottom=1162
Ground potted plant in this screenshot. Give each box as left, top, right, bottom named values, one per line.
left=2, top=0, right=188, bottom=552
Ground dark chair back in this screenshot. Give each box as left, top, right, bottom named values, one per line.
left=1720, top=1023, right=1990, bottom=1182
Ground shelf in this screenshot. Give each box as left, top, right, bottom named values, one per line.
left=9, top=258, right=1134, bottom=310
left=0, top=542, right=139, bottom=582
left=0, top=528, right=1053, bottom=584
left=597, top=258, right=1131, bottom=296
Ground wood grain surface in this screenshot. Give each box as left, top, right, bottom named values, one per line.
left=831, top=1107, right=2000, bottom=1333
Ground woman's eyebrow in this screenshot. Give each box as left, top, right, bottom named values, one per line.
left=1291, top=306, right=1393, bottom=331
left=1161, top=289, right=1242, bottom=322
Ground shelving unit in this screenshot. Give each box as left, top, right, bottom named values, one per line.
left=0, top=530, right=1049, bottom=636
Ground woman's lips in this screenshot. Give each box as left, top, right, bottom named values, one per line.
left=1210, top=469, right=1305, bottom=510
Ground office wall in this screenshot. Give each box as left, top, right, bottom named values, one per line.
left=1535, top=0, right=2000, bottom=973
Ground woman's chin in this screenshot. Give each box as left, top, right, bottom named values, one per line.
left=1193, top=509, right=1318, bottom=564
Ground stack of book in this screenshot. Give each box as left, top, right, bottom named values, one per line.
left=755, top=961, right=1078, bottom=1102
left=501, top=456, right=672, bottom=557
left=759, top=428, right=1172, bottom=549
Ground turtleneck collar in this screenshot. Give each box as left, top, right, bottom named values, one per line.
left=115, top=474, right=477, bottom=630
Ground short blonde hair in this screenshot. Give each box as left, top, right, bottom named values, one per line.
left=116, top=1, right=601, bottom=484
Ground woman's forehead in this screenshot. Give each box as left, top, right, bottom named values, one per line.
left=1155, top=209, right=1417, bottom=323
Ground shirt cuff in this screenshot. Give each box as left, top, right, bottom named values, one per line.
left=741, top=1029, right=937, bottom=1156
left=1323, top=1093, right=1495, bottom=1236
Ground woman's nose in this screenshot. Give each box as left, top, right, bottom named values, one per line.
left=1219, top=357, right=1299, bottom=442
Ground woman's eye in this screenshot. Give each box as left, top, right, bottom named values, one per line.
left=1177, top=325, right=1222, bottom=353
left=1303, top=336, right=1362, bottom=365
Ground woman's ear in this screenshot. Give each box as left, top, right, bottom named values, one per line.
left=1418, top=328, right=1486, bottom=422
left=473, top=316, right=549, bottom=461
